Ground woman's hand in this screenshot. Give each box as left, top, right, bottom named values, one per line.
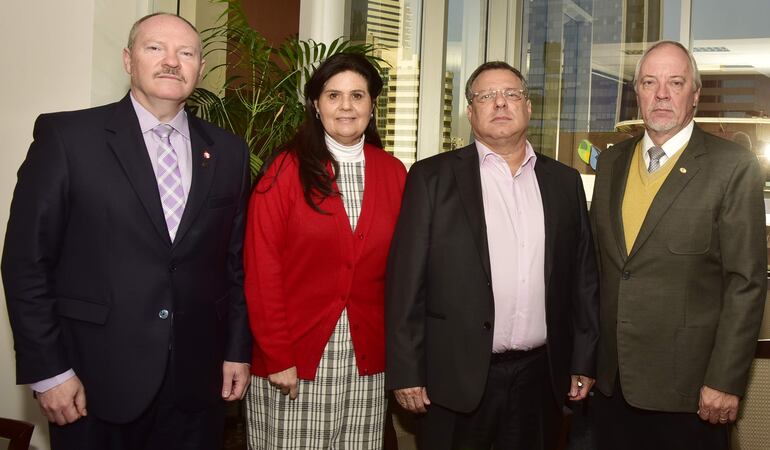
left=268, top=366, right=299, bottom=400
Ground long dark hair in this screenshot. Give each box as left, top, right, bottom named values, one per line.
left=262, top=53, right=384, bottom=212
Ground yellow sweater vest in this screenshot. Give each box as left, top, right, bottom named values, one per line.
left=622, top=141, right=687, bottom=251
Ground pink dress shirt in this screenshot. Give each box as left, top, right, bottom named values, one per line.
left=477, top=141, right=547, bottom=352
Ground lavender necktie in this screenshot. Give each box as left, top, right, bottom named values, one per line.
left=152, top=124, right=185, bottom=240
left=647, top=146, right=666, bottom=173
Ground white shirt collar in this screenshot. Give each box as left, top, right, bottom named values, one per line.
left=642, top=120, right=694, bottom=166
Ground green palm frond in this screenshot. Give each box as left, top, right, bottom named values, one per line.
left=188, top=0, right=386, bottom=180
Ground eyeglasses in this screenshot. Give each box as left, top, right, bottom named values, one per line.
left=470, top=88, right=528, bottom=104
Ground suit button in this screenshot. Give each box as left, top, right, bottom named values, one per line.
left=158, top=309, right=169, bottom=319
left=622, top=271, right=631, bottom=280
left=169, top=264, right=177, bottom=273
left=483, top=321, right=492, bottom=330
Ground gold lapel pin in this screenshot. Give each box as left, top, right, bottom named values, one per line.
left=679, top=167, right=687, bottom=174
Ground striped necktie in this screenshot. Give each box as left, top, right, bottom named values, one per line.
left=647, top=146, right=666, bottom=173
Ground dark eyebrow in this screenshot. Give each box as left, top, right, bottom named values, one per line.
left=322, top=89, right=367, bottom=94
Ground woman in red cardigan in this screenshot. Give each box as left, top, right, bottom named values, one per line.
left=243, top=53, right=406, bottom=449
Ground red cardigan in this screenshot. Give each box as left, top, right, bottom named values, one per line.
left=244, top=144, right=406, bottom=379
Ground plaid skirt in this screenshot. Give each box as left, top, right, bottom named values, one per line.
left=245, top=309, right=387, bottom=449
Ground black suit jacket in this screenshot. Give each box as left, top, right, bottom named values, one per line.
left=2, top=94, right=252, bottom=423
left=385, top=143, right=599, bottom=412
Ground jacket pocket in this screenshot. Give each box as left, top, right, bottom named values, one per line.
left=666, top=208, right=712, bottom=255
left=56, top=297, right=110, bottom=324
left=426, top=309, right=446, bottom=320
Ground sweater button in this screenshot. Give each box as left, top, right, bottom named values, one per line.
left=358, top=233, right=364, bottom=240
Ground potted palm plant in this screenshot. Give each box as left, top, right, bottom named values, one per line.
left=188, top=0, right=384, bottom=178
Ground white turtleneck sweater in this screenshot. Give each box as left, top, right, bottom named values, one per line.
left=325, top=133, right=366, bottom=230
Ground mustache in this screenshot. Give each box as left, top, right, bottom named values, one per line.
left=650, top=101, right=674, bottom=111
left=155, top=67, right=185, bottom=81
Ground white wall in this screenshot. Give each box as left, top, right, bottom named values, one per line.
left=0, top=1, right=152, bottom=448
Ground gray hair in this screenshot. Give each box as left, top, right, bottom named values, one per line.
left=633, top=40, right=701, bottom=93
left=126, top=12, right=200, bottom=51
left=465, top=61, right=529, bottom=104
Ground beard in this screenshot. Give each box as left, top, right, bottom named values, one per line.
left=644, top=101, right=685, bottom=134
left=646, top=115, right=679, bottom=133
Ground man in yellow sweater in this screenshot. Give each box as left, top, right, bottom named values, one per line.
left=590, top=41, right=766, bottom=450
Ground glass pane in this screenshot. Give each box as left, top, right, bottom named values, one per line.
left=691, top=0, right=770, bottom=276
left=691, top=0, right=770, bottom=192
left=522, top=0, right=665, bottom=171
left=350, top=0, right=424, bottom=166
left=445, top=0, right=488, bottom=151
left=661, top=0, right=682, bottom=41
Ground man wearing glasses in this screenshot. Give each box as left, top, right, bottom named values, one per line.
left=386, top=61, right=599, bottom=450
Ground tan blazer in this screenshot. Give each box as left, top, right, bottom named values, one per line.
left=590, top=125, right=767, bottom=412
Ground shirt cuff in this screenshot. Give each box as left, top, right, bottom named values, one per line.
left=29, top=369, right=76, bottom=393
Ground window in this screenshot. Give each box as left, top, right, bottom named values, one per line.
left=350, top=0, right=424, bottom=166
left=444, top=0, right=488, bottom=151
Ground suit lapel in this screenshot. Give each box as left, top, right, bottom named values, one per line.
left=106, top=95, right=170, bottom=245
left=534, top=157, right=557, bottom=287
left=173, top=113, right=217, bottom=247
left=628, top=127, right=705, bottom=258
left=452, top=145, right=491, bottom=282
left=609, top=138, right=638, bottom=259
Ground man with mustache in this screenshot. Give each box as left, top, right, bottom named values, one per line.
left=2, top=13, right=252, bottom=450
left=590, top=41, right=766, bottom=450
left=386, top=61, right=599, bottom=449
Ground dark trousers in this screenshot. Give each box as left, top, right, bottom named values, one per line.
left=49, top=366, right=225, bottom=450
left=419, top=346, right=561, bottom=450
left=592, top=377, right=729, bottom=450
